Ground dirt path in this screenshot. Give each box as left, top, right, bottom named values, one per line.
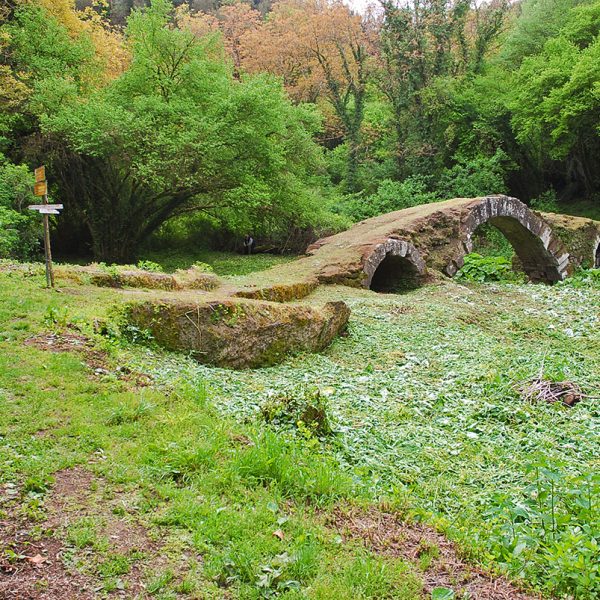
left=330, top=507, right=542, bottom=600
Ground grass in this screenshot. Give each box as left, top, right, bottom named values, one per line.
left=137, top=248, right=296, bottom=276
left=0, top=262, right=420, bottom=598
left=0, top=254, right=598, bottom=598
left=125, top=258, right=599, bottom=596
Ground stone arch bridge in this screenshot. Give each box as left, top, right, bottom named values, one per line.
left=237, top=195, right=600, bottom=298
left=114, top=195, right=599, bottom=368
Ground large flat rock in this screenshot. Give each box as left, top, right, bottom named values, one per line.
left=123, top=297, right=350, bottom=369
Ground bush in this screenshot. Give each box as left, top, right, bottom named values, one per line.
left=338, top=176, right=438, bottom=221
left=530, top=189, right=560, bottom=213
left=437, top=150, right=511, bottom=199
left=0, top=207, right=27, bottom=258
left=0, top=160, right=40, bottom=259
left=136, top=260, right=163, bottom=272
left=457, top=253, right=522, bottom=283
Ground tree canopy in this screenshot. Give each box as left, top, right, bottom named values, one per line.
left=1, top=0, right=599, bottom=261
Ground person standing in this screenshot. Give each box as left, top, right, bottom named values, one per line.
left=243, top=234, right=256, bottom=255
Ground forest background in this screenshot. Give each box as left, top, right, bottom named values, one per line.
left=1, top=0, right=599, bottom=263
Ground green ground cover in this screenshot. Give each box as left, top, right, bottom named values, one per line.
left=127, top=272, right=600, bottom=598
left=138, top=249, right=295, bottom=276
left=0, top=265, right=423, bottom=599
left=0, top=257, right=598, bottom=598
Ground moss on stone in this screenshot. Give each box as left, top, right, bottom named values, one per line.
left=540, top=213, right=600, bottom=269
left=122, top=297, right=350, bottom=369
left=234, top=280, right=318, bottom=302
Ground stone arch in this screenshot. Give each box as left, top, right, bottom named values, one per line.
left=363, top=238, right=426, bottom=291
left=444, top=196, right=571, bottom=283
left=594, top=235, right=600, bottom=268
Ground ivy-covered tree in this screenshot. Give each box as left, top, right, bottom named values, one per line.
left=377, top=0, right=508, bottom=176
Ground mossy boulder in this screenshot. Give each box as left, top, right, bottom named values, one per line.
left=122, top=297, right=350, bottom=369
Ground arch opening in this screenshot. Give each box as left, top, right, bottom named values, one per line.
left=464, top=222, right=526, bottom=281
left=446, top=196, right=571, bottom=283
left=363, top=239, right=426, bottom=293
left=370, top=254, right=422, bottom=293
left=595, top=240, right=600, bottom=268
left=486, top=215, right=563, bottom=283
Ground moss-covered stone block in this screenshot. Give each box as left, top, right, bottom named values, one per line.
left=234, top=281, right=318, bottom=302
left=541, top=212, right=600, bottom=269
left=122, top=297, right=350, bottom=369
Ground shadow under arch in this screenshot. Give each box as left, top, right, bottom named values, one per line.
left=445, top=196, right=571, bottom=283
left=363, top=239, right=426, bottom=292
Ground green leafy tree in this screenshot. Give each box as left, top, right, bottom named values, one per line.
left=499, top=0, right=588, bottom=67
left=436, top=149, right=511, bottom=198
left=510, top=1, right=600, bottom=197
left=42, top=0, right=324, bottom=262
left=377, top=0, right=508, bottom=176
left=338, top=176, right=437, bottom=221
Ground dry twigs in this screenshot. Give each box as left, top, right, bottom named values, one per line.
left=518, top=377, right=585, bottom=407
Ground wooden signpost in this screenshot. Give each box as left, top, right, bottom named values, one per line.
left=28, top=166, right=62, bottom=288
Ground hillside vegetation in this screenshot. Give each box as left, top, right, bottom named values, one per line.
left=1, top=0, right=599, bottom=260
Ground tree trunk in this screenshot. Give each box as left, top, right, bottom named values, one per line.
left=346, top=127, right=360, bottom=194
left=89, top=220, right=139, bottom=264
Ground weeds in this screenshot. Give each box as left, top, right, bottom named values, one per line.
left=136, top=260, right=163, bottom=273
left=487, top=458, right=599, bottom=597
left=260, top=386, right=334, bottom=437
left=560, top=268, right=600, bottom=289
left=456, top=253, right=523, bottom=283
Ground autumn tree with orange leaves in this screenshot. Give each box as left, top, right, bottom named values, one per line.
left=239, top=0, right=371, bottom=192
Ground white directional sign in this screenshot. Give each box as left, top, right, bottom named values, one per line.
left=28, top=204, right=63, bottom=213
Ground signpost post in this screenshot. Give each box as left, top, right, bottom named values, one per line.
left=28, top=166, right=62, bottom=289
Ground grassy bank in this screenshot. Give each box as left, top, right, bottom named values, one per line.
left=1, top=258, right=598, bottom=598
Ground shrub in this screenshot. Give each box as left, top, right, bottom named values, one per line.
left=339, top=176, right=438, bottom=221
left=0, top=160, right=40, bottom=259
left=457, top=253, right=522, bottom=283
left=530, top=189, right=560, bottom=213
left=136, top=260, right=163, bottom=272
left=0, top=207, right=27, bottom=258
left=437, top=150, right=511, bottom=199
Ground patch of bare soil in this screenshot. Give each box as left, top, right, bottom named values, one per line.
left=23, top=333, right=152, bottom=387
left=330, top=508, right=541, bottom=600
left=24, top=332, right=109, bottom=372
left=0, top=473, right=98, bottom=599
left=0, top=467, right=185, bottom=599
